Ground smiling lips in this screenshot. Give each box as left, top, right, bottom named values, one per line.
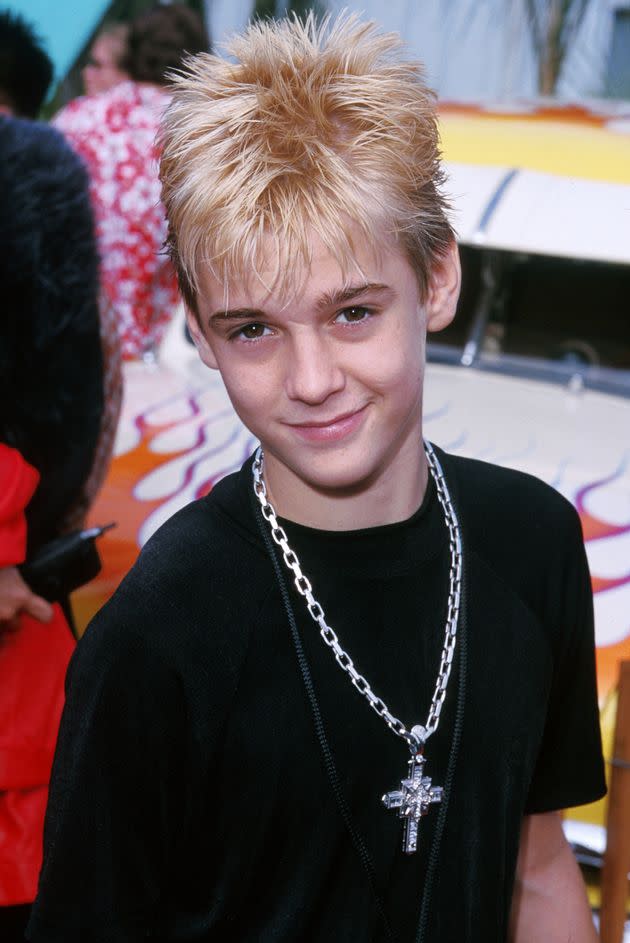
left=287, top=405, right=368, bottom=444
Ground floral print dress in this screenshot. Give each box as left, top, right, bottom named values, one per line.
left=55, top=81, right=180, bottom=360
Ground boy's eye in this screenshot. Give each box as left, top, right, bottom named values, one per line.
left=234, top=322, right=269, bottom=341
left=335, top=306, right=370, bottom=325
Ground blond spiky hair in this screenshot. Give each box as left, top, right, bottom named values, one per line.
left=159, top=12, right=453, bottom=310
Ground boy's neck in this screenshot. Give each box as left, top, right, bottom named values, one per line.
left=261, top=438, right=429, bottom=532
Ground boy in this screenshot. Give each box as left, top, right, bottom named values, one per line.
left=29, top=14, right=605, bottom=943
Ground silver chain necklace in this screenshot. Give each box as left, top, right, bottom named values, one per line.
left=252, top=440, right=462, bottom=854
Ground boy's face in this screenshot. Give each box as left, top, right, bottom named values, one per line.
left=188, top=229, right=459, bottom=509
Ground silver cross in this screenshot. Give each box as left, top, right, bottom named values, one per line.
left=382, top=751, right=443, bottom=854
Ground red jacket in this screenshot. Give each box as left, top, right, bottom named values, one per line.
left=0, top=444, right=74, bottom=905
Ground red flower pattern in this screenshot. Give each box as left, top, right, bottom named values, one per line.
left=54, top=81, right=179, bottom=360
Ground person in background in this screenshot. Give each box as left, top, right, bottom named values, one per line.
left=82, top=23, right=130, bottom=97
left=0, top=10, right=104, bottom=941
left=0, top=8, right=50, bottom=118
left=55, top=4, right=209, bottom=361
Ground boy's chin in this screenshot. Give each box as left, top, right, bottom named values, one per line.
left=270, top=452, right=383, bottom=499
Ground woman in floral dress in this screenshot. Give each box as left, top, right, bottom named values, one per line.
left=55, top=5, right=208, bottom=361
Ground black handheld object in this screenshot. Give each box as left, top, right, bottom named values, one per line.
left=19, top=523, right=116, bottom=602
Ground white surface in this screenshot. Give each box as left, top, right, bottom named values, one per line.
left=445, top=162, right=630, bottom=264
left=563, top=819, right=607, bottom=856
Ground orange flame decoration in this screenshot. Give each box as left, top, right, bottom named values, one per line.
left=574, top=461, right=630, bottom=701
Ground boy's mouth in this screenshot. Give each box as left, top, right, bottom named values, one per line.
left=286, top=405, right=368, bottom=443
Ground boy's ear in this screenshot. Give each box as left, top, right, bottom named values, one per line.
left=425, top=240, right=461, bottom=334
left=185, top=306, right=219, bottom=370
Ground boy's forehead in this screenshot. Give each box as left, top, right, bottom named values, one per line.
left=196, top=224, right=409, bottom=314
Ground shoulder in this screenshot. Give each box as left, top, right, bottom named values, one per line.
left=74, top=81, right=165, bottom=127
left=84, top=468, right=271, bottom=665
left=53, top=95, right=101, bottom=145
left=53, top=90, right=110, bottom=134
left=136, top=467, right=264, bottom=584
left=435, top=447, right=585, bottom=620
left=0, top=116, right=84, bottom=178
left=438, top=447, right=580, bottom=542
left=53, top=86, right=133, bottom=150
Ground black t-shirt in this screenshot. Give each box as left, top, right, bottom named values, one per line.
left=28, top=448, right=605, bottom=943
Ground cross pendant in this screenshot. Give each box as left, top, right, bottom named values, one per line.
left=382, top=750, right=443, bottom=854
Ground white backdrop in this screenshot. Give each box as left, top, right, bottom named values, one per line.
left=204, top=0, right=253, bottom=48
left=203, top=0, right=615, bottom=100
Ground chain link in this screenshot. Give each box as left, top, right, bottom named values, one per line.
left=252, top=440, right=462, bottom=750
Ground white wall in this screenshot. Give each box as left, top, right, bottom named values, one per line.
left=325, top=0, right=615, bottom=100
left=202, top=0, right=615, bottom=100
left=204, top=0, right=253, bottom=46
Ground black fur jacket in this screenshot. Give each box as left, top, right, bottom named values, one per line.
left=0, top=115, right=103, bottom=553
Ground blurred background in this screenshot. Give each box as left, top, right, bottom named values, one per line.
left=14, top=0, right=630, bottom=109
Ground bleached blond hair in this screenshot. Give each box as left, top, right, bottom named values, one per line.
left=159, top=12, right=454, bottom=311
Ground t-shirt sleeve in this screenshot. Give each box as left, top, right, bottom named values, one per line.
left=27, top=607, right=189, bottom=942
left=524, top=503, right=606, bottom=814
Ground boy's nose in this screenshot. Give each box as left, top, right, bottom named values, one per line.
left=285, top=334, right=345, bottom=405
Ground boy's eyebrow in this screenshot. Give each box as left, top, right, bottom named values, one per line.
left=209, top=307, right=265, bottom=323
left=208, top=283, right=392, bottom=323
left=315, top=282, right=392, bottom=310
